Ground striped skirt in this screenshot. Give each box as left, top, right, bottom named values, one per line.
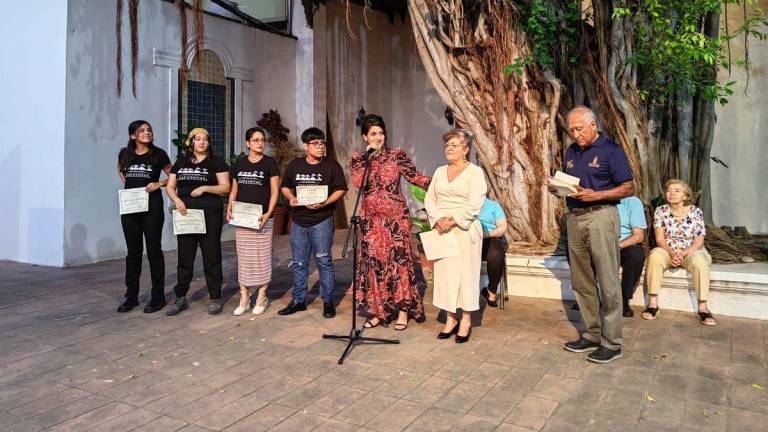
left=235, top=219, right=273, bottom=287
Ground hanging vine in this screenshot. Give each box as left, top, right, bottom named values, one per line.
left=176, top=0, right=188, bottom=87
left=114, top=0, right=140, bottom=97
left=129, top=0, right=139, bottom=97
left=115, top=0, right=123, bottom=96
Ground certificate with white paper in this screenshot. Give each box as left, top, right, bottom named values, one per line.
left=118, top=188, right=149, bottom=215
left=229, top=201, right=263, bottom=230
left=296, top=185, right=328, bottom=206
left=172, top=209, right=206, bottom=235
left=419, top=230, right=461, bottom=261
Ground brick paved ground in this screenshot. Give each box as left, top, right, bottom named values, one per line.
left=1, top=231, right=766, bottom=431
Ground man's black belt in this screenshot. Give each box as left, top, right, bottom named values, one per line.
left=569, top=204, right=614, bottom=217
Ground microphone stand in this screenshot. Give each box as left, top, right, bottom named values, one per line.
left=323, top=153, right=399, bottom=365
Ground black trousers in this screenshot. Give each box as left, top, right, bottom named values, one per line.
left=174, top=205, right=224, bottom=300
left=481, top=237, right=507, bottom=294
left=120, top=193, right=165, bottom=302
left=620, top=244, right=645, bottom=307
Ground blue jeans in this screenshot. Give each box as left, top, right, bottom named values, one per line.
left=290, top=217, right=335, bottom=303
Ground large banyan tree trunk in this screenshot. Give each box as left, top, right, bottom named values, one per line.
left=409, top=0, right=563, bottom=245
left=409, top=0, right=728, bottom=249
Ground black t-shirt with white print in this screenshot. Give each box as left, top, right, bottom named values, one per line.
left=118, top=147, right=171, bottom=194
left=280, top=157, right=348, bottom=227
left=233, top=155, right=280, bottom=212
left=171, top=156, right=230, bottom=208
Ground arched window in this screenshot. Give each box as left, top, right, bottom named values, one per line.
left=178, top=49, right=234, bottom=159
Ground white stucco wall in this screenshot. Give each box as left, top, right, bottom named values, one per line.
left=0, top=1, right=68, bottom=266
left=711, top=0, right=768, bottom=234
left=62, top=0, right=297, bottom=266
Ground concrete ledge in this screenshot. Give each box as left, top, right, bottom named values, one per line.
left=504, top=255, right=768, bottom=320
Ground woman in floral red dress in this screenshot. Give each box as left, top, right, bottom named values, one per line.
left=350, top=114, right=431, bottom=330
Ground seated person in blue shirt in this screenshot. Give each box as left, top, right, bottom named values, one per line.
left=617, top=196, right=647, bottom=317
left=479, top=198, right=508, bottom=308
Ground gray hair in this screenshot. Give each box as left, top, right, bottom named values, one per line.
left=567, top=106, right=598, bottom=125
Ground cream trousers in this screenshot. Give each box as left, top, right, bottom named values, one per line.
left=646, top=248, right=712, bottom=301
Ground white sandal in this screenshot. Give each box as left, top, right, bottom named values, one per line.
left=252, top=297, right=269, bottom=315
left=233, top=297, right=251, bottom=316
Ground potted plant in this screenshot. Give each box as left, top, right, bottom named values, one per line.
left=257, top=110, right=300, bottom=236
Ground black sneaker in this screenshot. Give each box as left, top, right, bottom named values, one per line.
left=143, top=299, right=167, bottom=313
left=322, top=302, right=336, bottom=318
left=117, top=298, right=139, bottom=313
left=277, top=301, right=306, bottom=316
left=587, top=346, right=623, bottom=364
left=564, top=337, right=601, bottom=353
left=165, top=297, right=189, bottom=316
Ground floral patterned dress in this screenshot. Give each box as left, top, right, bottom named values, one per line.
left=350, top=148, right=431, bottom=322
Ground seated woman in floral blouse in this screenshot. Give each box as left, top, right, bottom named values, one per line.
left=643, top=179, right=715, bottom=325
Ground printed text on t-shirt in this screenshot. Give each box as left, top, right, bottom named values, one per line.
left=177, top=167, right=210, bottom=182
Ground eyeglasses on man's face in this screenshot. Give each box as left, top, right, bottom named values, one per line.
left=306, top=140, right=326, bottom=148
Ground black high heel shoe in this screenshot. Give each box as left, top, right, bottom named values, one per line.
left=455, top=328, right=472, bottom=344
left=481, top=287, right=498, bottom=308
left=437, top=324, right=459, bottom=339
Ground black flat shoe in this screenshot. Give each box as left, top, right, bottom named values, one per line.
left=481, top=287, right=498, bottom=308
left=277, top=301, right=307, bottom=316
left=117, top=299, right=139, bottom=313
left=455, top=328, right=472, bottom=344
left=622, top=305, right=634, bottom=318
left=143, top=300, right=167, bottom=313
left=323, top=302, right=336, bottom=318
left=437, top=324, right=459, bottom=339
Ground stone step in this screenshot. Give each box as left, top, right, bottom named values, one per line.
left=501, top=255, right=768, bottom=320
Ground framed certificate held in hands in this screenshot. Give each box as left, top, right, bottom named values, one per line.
left=229, top=201, right=263, bottom=230
left=296, top=185, right=328, bottom=206
left=118, top=188, right=149, bottom=215
left=172, top=209, right=207, bottom=235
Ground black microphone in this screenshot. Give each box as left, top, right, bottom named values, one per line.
left=361, top=146, right=376, bottom=161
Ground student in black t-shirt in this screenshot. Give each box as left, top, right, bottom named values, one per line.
left=165, top=128, right=231, bottom=316
left=227, top=127, right=280, bottom=316
left=278, top=127, right=348, bottom=318
left=117, top=120, right=172, bottom=314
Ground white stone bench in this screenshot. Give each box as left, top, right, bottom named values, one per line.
left=502, top=255, right=768, bottom=320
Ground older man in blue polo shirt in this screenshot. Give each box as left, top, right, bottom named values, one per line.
left=554, top=106, right=634, bottom=364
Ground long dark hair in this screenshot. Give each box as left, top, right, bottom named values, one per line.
left=119, top=120, right=159, bottom=173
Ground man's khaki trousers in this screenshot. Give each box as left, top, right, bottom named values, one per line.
left=566, top=206, right=623, bottom=350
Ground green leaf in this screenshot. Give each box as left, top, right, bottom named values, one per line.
left=411, top=218, right=431, bottom=233
left=408, top=184, right=427, bottom=203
